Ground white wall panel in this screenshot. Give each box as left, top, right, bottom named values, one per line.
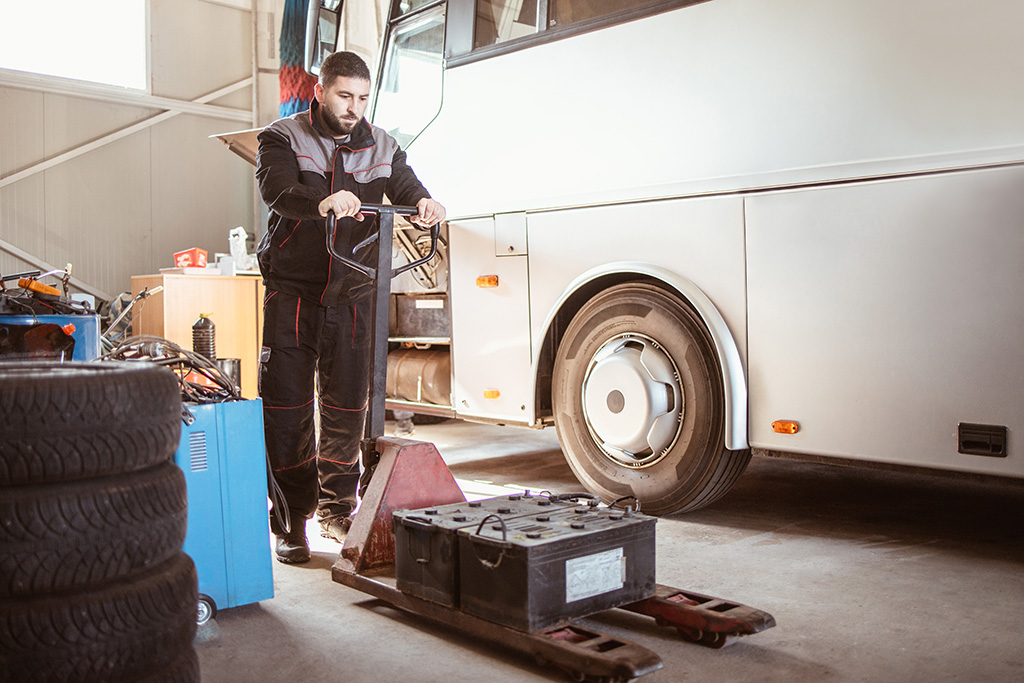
left=42, top=94, right=157, bottom=158
left=151, top=0, right=253, bottom=102
left=0, top=0, right=256, bottom=300
left=0, top=176, right=45, bottom=264
left=43, top=132, right=153, bottom=298
left=0, top=88, right=45, bottom=265
left=0, top=88, right=43, bottom=176
left=150, top=114, right=256, bottom=268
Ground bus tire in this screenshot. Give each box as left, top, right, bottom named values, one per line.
left=0, top=461, right=188, bottom=598
left=0, top=361, right=181, bottom=486
left=552, top=282, right=750, bottom=515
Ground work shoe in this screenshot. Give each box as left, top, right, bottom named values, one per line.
left=319, top=516, right=352, bottom=544
left=275, top=525, right=310, bottom=564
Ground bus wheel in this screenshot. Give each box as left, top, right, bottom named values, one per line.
left=552, top=282, right=750, bottom=515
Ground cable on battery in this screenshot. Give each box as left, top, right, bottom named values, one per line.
left=469, top=514, right=511, bottom=570
left=608, top=495, right=641, bottom=514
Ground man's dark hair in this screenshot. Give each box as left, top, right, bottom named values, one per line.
left=319, top=51, right=371, bottom=87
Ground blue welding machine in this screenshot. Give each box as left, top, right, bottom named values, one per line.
left=0, top=314, right=101, bottom=360
left=173, top=399, right=274, bottom=621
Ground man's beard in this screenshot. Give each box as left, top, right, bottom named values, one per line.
left=321, top=106, right=358, bottom=137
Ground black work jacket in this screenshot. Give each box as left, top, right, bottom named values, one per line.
left=255, top=100, right=430, bottom=305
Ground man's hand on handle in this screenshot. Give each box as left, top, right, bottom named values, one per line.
left=319, top=190, right=364, bottom=221
left=412, top=198, right=446, bottom=227
left=319, top=192, right=445, bottom=227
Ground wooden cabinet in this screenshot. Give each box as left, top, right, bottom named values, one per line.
left=131, top=274, right=264, bottom=398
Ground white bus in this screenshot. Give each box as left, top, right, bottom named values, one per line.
left=308, top=0, right=1024, bottom=514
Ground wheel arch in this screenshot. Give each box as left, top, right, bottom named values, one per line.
left=533, top=262, right=748, bottom=450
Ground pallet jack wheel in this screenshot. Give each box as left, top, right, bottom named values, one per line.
left=197, top=594, right=217, bottom=626
left=677, top=627, right=734, bottom=649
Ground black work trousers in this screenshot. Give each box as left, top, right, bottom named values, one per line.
left=260, top=289, right=371, bottom=534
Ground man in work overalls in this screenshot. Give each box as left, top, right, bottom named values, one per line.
left=255, top=51, right=445, bottom=563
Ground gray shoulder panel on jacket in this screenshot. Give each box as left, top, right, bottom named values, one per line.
left=267, top=114, right=334, bottom=177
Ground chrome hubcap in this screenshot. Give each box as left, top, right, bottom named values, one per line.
left=581, top=334, right=682, bottom=468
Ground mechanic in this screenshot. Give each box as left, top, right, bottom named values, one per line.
left=255, top=51, right=445, bottom=564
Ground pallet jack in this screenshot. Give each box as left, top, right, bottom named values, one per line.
left=326, top=205, right=776, bottom=682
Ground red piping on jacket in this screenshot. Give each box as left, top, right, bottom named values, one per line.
left=345, top=162, right=391, bottom=176
left=295, top=155, right=326, bottom=173
left=279, top=220, right=301, bottom=247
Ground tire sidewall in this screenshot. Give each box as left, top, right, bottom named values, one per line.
left=553, top=283, right=726, bottom=514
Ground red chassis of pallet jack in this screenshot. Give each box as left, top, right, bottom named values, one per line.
left=332, top=436, right=776, bottom=682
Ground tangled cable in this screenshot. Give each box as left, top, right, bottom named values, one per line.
left=98, top=334, right=292, bottom=533
left=98, top=335, right=241, bottom=404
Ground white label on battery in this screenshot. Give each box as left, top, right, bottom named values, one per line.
left=415, top=299, right=444, bottom=309
left=565, top=547, right=625, bottom=603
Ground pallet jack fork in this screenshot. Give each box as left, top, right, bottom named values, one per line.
left=328, top=206, right=775, bottom=682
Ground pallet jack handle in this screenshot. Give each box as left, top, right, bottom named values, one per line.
left=324, top=205, right=441, bottom=494
left=325, top=204, right=440, bottom=281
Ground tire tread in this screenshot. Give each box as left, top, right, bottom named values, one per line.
left=0, top=362, right=181, bottom=485
left=0, top=462, right=188, bottom=597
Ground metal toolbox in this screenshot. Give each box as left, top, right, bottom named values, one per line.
left=456, top=506, right=656, bottom=631
left=393, top=493, right=590, bottom=607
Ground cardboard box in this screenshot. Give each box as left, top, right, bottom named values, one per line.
left=173, top=248, right=208, bottom=268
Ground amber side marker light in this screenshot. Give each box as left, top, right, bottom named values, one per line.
left=476, top=275, right=499, bottom=288
left=483, top=390, right=500, bottom=399
left=772, top=421, right=799, bottom=434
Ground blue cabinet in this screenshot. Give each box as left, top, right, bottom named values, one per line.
left=173, top=399, right=274, bottom=614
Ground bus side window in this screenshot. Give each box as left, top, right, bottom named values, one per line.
left=549, top=0, right=644, bottom=27
left=475, top=0, right=541, bottom=47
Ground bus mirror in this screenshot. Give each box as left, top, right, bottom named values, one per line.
left=304, top=0, right=344, bottom=77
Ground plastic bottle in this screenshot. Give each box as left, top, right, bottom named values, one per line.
left=192, top=313, right=216, bottom=361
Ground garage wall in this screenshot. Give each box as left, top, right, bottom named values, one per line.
left=0, top=0, right=390, bottom=302
left=0, top=0, right=266, bottom=302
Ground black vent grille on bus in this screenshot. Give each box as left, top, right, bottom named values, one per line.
left=957, top=423, right=1007, bottom=458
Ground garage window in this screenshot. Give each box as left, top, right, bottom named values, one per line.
left=0, top=0, right=147, bottom=90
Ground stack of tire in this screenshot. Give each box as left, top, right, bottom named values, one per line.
left=0, top=361, right=199, bottom=682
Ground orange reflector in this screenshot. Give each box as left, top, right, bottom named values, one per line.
left=772, top=421, right=799, bottom=434
left=483, top=389, right=500, bottom=399
left=62, top=324, right=76, bottom=335
left=476, top=275, right=499, bottom=288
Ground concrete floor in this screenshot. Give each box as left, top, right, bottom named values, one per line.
left=196, top=420, right=1024, bottom=682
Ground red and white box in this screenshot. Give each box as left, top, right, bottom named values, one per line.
left=173, top=248, right=208, bottom=268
